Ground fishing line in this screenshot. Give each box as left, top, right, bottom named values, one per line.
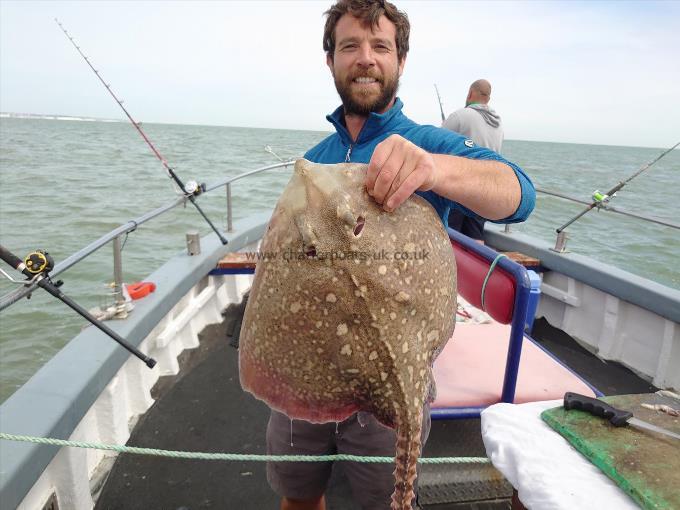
left=55, top=19, right=228, bottom=245
left=557, top=141, right=680, bottom=233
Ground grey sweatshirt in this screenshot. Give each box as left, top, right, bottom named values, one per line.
left=442, top=104, right=504, bottom=153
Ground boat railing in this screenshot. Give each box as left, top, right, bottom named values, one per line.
left=502, top=187, right=680, bottom=252
left=0, top=160, right=296, bottom=314
left=205, top=160, right=297, bottom=233
left=2, top=159, right=676, bottom=311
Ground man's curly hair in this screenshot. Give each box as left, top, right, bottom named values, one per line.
left=323, top=0, right=410, bottom=62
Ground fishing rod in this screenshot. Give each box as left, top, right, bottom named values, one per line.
left=434, top=84, right=446, bottom=123
left=0, top=244, right=156, bottom=368
left=55, top=19, right=228, bottom=245
left=556, top=141, right=680, bottom=233
left=536, top=187, right=680, bottom=230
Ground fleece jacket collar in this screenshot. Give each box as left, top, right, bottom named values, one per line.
left=326, top=97, right=406, bottom=146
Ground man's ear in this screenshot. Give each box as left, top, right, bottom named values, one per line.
left=398, top=56, right=406, bottom=77
left=326, top=53, right=334, bottom=75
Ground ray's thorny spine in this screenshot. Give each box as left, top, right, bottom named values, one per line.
left=0, top=244, right=156, bottom=368
left=54, top=19, right=228, bottom=245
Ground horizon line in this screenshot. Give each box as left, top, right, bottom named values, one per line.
left=1, top=111, right=674, bottom=151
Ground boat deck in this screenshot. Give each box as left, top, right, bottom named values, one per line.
left=94, top=301, right=657, bottom=510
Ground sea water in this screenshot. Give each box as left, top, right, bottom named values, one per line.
left=1, top=117, right=678, bottom=402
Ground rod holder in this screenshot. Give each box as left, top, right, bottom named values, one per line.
left=552, top=230, right=569, bottom=253
left=226, top=183, right=233, bottom=233
left=186, top=231, right=201, bottom=256
left=112, top=236, right=126, bottom=317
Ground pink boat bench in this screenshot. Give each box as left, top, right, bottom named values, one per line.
left=430, top=229, right=600, bottom=420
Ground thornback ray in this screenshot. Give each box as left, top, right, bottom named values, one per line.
left=239, top=159, right=457, bottom=510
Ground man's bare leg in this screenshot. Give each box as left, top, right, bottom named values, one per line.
left=281, top=495, right=326, bottom=510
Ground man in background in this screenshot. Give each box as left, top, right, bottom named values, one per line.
left=443, top=79, right=504, bottom=242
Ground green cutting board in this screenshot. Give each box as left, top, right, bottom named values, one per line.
left=541, top=394, right=680, bottom=510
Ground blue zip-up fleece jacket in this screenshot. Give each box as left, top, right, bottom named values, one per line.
left=304, top=98, right=535, bottom=224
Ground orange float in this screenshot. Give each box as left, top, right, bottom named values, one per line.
left=125, top=282, right=156, bottom=300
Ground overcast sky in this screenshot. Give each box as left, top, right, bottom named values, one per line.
left=1, top=0, right=678, bottom=148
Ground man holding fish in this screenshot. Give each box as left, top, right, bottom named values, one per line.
left=259, top=1, right=535, bottom=509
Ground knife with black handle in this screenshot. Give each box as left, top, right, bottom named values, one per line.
left=563, top=392, right=680, bottom=440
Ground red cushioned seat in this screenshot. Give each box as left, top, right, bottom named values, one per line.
left=429, top=231, right=599, bottom=419
left=452, top=240, right=515, bottom=324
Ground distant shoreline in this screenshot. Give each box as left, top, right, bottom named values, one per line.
left=0, top=112, right=122, bottom=123
left=1, top=113, right=671, bottom=151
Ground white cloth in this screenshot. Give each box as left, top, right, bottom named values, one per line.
left=480, top=400, right=638, bottom=510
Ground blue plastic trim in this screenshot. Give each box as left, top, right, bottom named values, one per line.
left=525, top=270, right=542, bottom=332
left=208, top=268, right=256, bottom=275
left=430, top=406, right=487, bottom=420
left=446, top=228, right=530, bottom=405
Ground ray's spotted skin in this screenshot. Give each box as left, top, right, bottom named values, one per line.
left=239, top=159, right=457, bottom=509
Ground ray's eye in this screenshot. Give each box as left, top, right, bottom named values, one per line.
left=353, top=216, right=365, bottom=237
left=305, top=246, right=317, bottom=258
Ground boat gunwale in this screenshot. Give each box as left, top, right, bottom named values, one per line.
left=485, top=227, right=680, bottom=325
left=0, top=213, right=270, bottom=510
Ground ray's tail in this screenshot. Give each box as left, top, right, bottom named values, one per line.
left=391, top=408, right=423, bottom=510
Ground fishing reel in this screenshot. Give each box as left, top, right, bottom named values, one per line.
left=184, top=180, right=206, bottom=197
left=0, top=246, right=62, bottom=296
left=0, top=242, right=155, bottom=368
left=24, top=250, right=54, bottom=275
left=592, top=190, right=616, bottom=209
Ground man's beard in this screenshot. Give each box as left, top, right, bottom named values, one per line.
left=334, top=70, right=400, bottom=116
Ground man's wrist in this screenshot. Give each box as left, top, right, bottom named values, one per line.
left=429, top=153, right=464, bottom=200
left=427, top=154, right=521, bottom=220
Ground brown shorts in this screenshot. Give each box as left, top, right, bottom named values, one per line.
left=266, top=405, right=431, bottom=509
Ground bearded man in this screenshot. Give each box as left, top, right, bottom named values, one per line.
left=265, top=1, right=535, bottom=509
